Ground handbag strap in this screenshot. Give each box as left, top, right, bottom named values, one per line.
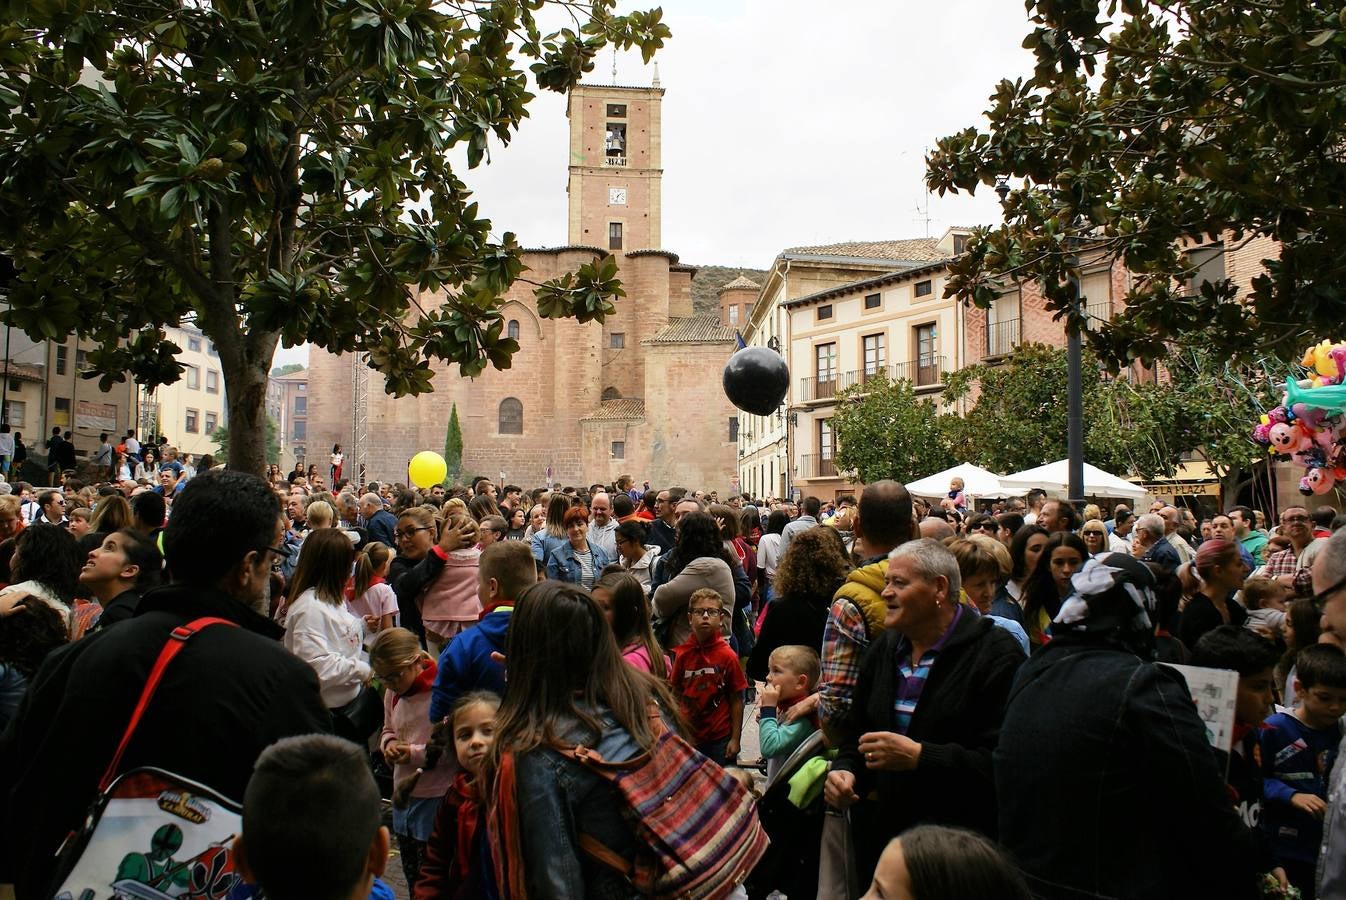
left=97, top=616, right=239, bottom=791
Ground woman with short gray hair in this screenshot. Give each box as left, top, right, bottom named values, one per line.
left=823, top=538, right=1026, bottom=882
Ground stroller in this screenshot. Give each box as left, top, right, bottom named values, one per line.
left=743, top=729, right=829, bottom=899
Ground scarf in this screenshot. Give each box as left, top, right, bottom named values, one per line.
left=453, top=772, right=482, bottom=889
left=488, top=752, right=529, bottom=900
left=391, top=657, right=437, bottom=708
left=1051, top=553, right=1159, bottom=655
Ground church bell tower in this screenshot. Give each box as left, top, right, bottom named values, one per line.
left=566, top=81, right=664, bottom=251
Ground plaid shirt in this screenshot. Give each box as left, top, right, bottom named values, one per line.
left=1263, top=546, right=1314, bottom=597
left=819, top=595, right=869, bottom=728
left=893, top=604, right=963, bottom=734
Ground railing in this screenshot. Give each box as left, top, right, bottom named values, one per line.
left=986, top=318, right=1021, bottom=357
left=799, top=357, right=947, bottom=401
left=798, top=453, right=837, bottom=479
left=1084, top=300, right=1110, bottom=324
left=604, top=155, right=627, bottom=167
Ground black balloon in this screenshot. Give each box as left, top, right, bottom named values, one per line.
left=723, top=347, right=790, bottom=416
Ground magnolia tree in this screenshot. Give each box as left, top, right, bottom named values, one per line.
left=0, top=0, right=668, bottom=470
left=927, top=0, right=1346, bottom=365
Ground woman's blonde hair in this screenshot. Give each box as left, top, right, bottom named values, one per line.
left=353, top=541, right=394, bottom=598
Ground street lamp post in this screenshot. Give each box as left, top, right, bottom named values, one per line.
left=1065, top=263, right=1085, bottom=510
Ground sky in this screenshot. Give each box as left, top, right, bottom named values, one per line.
left=274, top=0, right=1038, bottom=369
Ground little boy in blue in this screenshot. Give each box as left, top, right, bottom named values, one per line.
left=429, top=542, right=533, bottom=723
left=1261, top=643, right=1346, bottom=899
left=757, top=645, right=820, bottom=781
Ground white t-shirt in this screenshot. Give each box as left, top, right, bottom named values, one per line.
left=125, top=436, right=141, bottom=455
left=331, top=452, right=344, bottom=468
left=282, top=588, right=370, bottom=708
left=0, top=433, right=14, bottom=456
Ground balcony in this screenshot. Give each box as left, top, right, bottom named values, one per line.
left=1084, top=300, right=1110, bottom=324
left=986, top=318, right=1020, bottom=358
left=798, top=453, right=837, bottom=479
left=799, top=357, right=948, bottom=403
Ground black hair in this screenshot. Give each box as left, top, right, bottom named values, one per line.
left=13, top=524, right=81, bottom=604
left=162, top=470, right=282, bottom=586
left=1009, top=524, right=1050, bottom=580
left=114, top=528, right=165, bottom=589
left=801, top=496, right=821, bottom=517
left=1021, top=531, right=1088, bottom=631
left=0, top=596, right=67, bottom=677
left=242, top=735, right=381, bottom=900
left=666, top=512, right=736, bottom=579
left=1314, top=505, right=1337, bottom=530
left=131, top=490, right=166, bottom=531
left=997, top=512, right=1026, bottom=537
left=1191, top=625, right=1281, bottom=676
left=765, top=509, right=789, bottom=536
left=1295, top=644, right=1346, bottom=692
left=898, top=825, right=1032, bottom=900
left=612, top=493, right=635, bottom=518
left=615, top=519, right=648, bottom=546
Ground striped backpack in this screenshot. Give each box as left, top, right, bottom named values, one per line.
left=493, top=707, right=769, bottom=899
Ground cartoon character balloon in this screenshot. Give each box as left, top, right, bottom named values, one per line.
left=1254, top=339, right=1346, bottom=497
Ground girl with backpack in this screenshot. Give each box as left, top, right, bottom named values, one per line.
left=484, top=581, right=766, bottom=898
left=373, top=628, right=446, bottom=891
left=409, top=691, right=501, bottom=899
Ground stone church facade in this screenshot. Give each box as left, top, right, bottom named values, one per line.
left=306, top=81, right=740, bottom=490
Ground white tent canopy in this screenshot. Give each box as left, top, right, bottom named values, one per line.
left=998, top=459, right=1149, bottom=502
left=905, top=463, right=1014, bottom=499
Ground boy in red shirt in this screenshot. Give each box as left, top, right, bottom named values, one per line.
left=671, top=588, right=747, bottom=765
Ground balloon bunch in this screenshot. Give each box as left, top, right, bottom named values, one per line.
left=1252, top=340, right=1346, bottom=495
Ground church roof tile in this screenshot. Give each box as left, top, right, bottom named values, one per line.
left=783, top=238, right=943, bottom=262
left=580, top=398, right=646, bottom=422
left=718, top=276, right=761, bottom=292
left=644, top=315, right=736, bottom=345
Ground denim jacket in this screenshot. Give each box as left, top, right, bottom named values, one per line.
left=512, top=708, right=647, bottom=898
left=545, top=542, right=613, bottom=586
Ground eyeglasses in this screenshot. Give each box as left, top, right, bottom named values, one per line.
left=970, top=522, right=997, bottom=531
left=257, top=544, right=288, bottom=571
left=690, top=608, right=723, bottom=619
left=1083, top=531, right=1105, bottom=538
left=1283, top=515, right=1311, bottom=523
left=395, top=526, right=433, bottom=540
left=1311, top=573, right=1346, bottom=611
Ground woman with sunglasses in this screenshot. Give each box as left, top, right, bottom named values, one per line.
left=1080, top=522, right=1109, bottom=558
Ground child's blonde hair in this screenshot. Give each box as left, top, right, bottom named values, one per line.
left=769, top=644, right=820, bottom=688
left=392, top=691, right=500, bottom=809
left=1243, top=576, right=1285, bottom=610
left=688, top=587, right=723, bottom=612
left=368, top=627, right=424, bottom=671
left=353, top=541, right=394, bottom=599
left=446, top=510, right=478, bottom=544
left=68, top=507, right=92, bottom=525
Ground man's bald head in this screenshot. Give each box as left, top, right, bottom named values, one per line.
left=855, top=479, right=914, bottom=554
left=919, top=516, right=956, bottom=541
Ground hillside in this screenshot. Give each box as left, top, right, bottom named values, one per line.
left=688, top=265, right=768, bottom=316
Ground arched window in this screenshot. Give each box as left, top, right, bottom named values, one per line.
left=498, top=397, right=523, bottom=435
left=601, top=387, right=622, bottom=401
left=507, top=319, right=520, bottom=340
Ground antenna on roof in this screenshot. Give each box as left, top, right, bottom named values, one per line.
left=652, top=61, right=661, bottom=88
left=611, top=47, right=618, bottom=84
left=914, top=146, right=932, bottom=237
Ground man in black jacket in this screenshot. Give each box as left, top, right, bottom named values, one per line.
left=0, top=470, right=332, bottom=899
left=824, top=538, right=1025, bottom=879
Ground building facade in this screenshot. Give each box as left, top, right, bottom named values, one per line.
left=306, top=80, right=739, bottom=490
left=736, top=235, right=954, bottom=501
left=270, top=368, right=308, bottom=468
left=139, top=324, right=227, bottom=458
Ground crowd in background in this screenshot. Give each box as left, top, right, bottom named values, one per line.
left=4, top=455, right=1346, bottom=899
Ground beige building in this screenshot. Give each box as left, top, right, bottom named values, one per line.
left=270, top=368, right=308, bottom=467
left=306, top=79, right=739, bottom=490
left=737, top=235, right=953, bottom=500
left=141, top=325, right=227, bottom=458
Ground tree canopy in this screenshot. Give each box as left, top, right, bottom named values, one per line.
left=829, top=375, right=952, bottom=485
left=0, top=0, right=669, bottom=470
left=926, top=0, right=1346, bottom=365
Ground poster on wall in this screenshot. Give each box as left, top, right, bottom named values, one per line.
left=75, top=400, right=118, bottom=433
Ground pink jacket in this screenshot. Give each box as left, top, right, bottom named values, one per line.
left=380, top=684, right=456, bottom=801
left=420, top=548, right=482, bottom=638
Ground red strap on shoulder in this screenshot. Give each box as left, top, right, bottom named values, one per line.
left=97, top=616, right=239, bottom=791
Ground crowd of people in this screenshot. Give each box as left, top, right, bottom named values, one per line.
left=4, top=456, right=1346, bottom=899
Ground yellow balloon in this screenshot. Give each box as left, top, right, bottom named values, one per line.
left=408, top=451, right=448, bottom=488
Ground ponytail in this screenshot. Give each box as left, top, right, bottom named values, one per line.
left=353, top=541, right=393, bottom=599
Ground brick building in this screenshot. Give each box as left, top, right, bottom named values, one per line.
left=306, top=79, right=739, bottom=490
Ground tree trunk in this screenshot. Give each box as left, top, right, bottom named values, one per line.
left=221, top=353, right=270, bottom=474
